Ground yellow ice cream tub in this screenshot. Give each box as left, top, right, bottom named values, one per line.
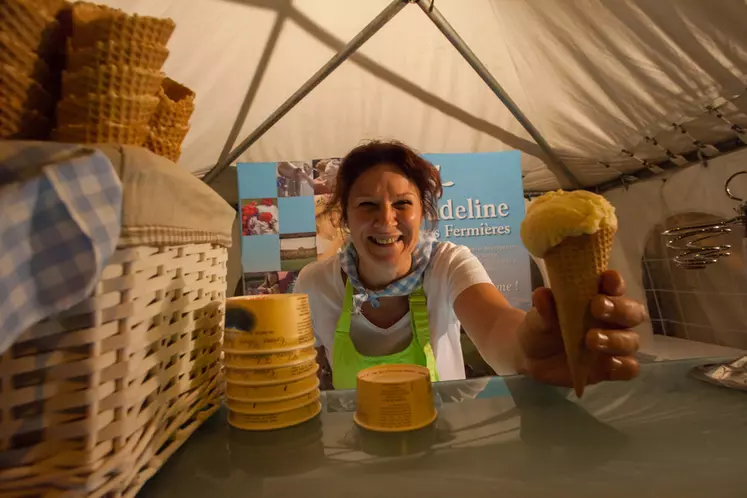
left=224, top=345, right=316, bottom=368
left=227, top=389, right=321, bottom=415
left=225, top=358, right=318, bottom=385
left=228, top=400, right=322, bottom=431
left=354, top=364, right=437, bottom=433
left=224, top=294, right=315, bottom=353
left=226, top=371, right=320, bottom=401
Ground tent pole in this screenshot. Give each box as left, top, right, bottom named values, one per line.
left=215, top=9, right=288, bottom=166
left=203, top=0, right=410, bottom=185
left=415, top=0, right=581, bottom=189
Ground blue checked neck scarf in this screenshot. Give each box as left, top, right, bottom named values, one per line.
left=339, top=231, right=440, bottom=314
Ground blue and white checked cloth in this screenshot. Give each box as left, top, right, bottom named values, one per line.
left=339, top=231, right=439, bottom=313
left=0, top=143, right=123, bottom=354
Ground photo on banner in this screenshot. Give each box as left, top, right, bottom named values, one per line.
left=280, top=233, right=317, bottom=271
left=315, top=194, right=345, bottom=261
left=243, top=271, right=299, bottom=295
left=237, top=158, right=342, bottom=294
left=240, top=198, right=278, bottom=236
left=277, top=161, right=314, bottom=197
left=237, top=152, right=531, bottom=308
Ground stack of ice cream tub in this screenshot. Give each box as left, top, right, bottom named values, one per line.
left=223, top=294, right=321, bottom=431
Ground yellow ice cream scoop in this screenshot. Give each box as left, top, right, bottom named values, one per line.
left=521, top=190, right=617, bottom=258
left=520, top=190, right=618, bottom=398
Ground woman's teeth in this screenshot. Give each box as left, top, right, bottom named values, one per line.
left=371, top=236, right=400, bottom=245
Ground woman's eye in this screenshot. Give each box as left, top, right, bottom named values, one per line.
left=394, top=200, right=412, bottom=208
left=359, top=201, right=376, bottom=207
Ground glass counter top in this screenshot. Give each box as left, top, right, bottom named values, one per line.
left=138, top=358, right=747, bottom=498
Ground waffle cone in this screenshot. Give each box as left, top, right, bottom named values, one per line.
left=149, top=123, right=189, bottom=144
left=56, top=93, right=158, bottom=126
left=0, top=32, right=53, bottom=85
left=62, top=65, right=164, bottom=98
left=542, top=226, right=615, bottom=398
left=149, top=78, right=195, bottom=128
left=66, top=40, right=169, bottom=72
left=54, top=121, right=149, bottom=145
left=70, top=2, right=175, bottom=49
left=0, top=94, right=32, bottom=123
left=0, top=102, right=51, bottom=139
left=34, top=0, right=67, bottom=16
left=146, top=133, right=181, bottom=162
left=0, top=63, right=55, bottom=113
left=0, top=0, right=62, bottom=55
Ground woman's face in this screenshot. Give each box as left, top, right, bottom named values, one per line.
left=346, top=164, right=423, bottom=272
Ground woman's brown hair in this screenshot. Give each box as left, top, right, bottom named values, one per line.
left=324, top=140, right=443, bottom=230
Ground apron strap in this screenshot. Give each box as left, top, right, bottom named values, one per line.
left=409, top=287, right=440, bottom=383
left=338, top=277, right=354, bottom=329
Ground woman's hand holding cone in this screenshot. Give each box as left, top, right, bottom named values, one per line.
left=516, top=270, right=646, bottom=389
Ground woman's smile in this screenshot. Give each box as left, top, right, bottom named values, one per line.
left=365, top=234, right=406, bottom=261
left=368, top=234, right=403, bottom=245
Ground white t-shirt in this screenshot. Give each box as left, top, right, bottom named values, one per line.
left=293, top=242, right=492, bottom=381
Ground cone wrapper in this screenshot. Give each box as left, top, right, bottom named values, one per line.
left=542, top=226, right=615, bottom=397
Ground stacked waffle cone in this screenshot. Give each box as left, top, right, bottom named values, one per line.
left=223, top=294, right=322, bottom=431
left=145, top=76, right=195, bottom=162
left=54, top=1, right=174, bottom=145
left=0, top=0, right=66, bottom=139
left=520, top=190, right=618, bottom=398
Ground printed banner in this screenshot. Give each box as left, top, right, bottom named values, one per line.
left=237, top=152, right=531, bottom=310
left=425, top=151, right=531, bottom=310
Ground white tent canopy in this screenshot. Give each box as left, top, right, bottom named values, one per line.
left=100, top=0, right=747, bottom=199
left=95, top=0, right=747, bottom=356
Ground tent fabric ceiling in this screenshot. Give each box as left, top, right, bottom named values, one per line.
left=99, top=0, right=747, bottom=192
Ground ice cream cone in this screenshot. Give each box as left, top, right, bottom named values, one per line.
left=520, top=190, right=618, bottom=398
left=542, top=227, right=615, bottom=397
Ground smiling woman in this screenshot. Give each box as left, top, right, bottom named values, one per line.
left=294, top=140, right=645, bottom=392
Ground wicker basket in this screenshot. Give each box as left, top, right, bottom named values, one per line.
left=70, top=2, right=175, bottom=49
left=54, top=121, right=150, bottom=145
left=0, top=242, right=227, bottom=497
left=56, top=94, right=159, bottom=126
left=66, top=40, right=169, bottom=72
left=62, top=65, right=165, bottom=98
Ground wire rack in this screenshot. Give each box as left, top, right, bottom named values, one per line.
left=662, top=171, right=747, bottom=269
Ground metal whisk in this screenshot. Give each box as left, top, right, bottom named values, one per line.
left=662, top=171, right=747, bottom=269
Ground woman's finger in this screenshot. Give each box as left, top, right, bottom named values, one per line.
left=599, top=270, right=626, bottom=297
left=589, top=355, right=640, bottom=383
left=589, top=294, right=647, bottom=328
left=525, top=354, right=640, bottom=388
left=586, top=329, right=640, bottom=356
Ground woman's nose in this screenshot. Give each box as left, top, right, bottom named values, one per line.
left=373, top=204, right=396, bottom=226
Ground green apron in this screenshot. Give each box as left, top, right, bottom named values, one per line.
left=332, top=280, right=440, bottom=390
